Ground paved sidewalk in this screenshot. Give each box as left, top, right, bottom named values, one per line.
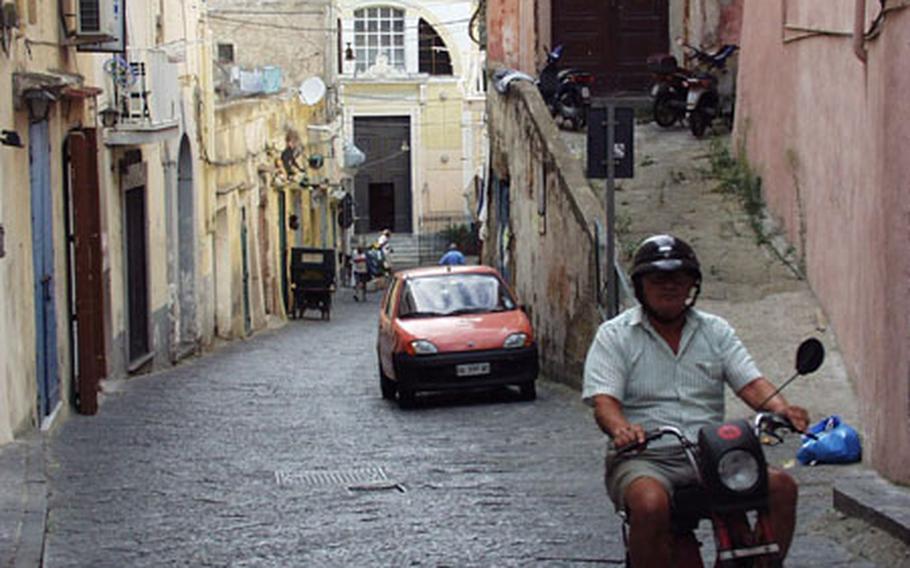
left=0, top=433, right=46, bottom=568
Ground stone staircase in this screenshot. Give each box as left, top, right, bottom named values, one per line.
left=357, top=232, right=447, bottom=271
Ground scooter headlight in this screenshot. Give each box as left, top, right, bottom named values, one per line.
left=717, top=449, right=760, bottom=492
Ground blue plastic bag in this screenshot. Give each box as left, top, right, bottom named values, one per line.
left=796, top=415, right=862, bottom=465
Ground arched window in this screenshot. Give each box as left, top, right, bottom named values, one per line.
left=353, top=7, right=405, bottom=72
left=419, top=19, right=452, bottom=75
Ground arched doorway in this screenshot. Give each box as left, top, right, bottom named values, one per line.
left=177, top=136, right=197, bottom=346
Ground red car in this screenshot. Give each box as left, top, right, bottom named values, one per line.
left=377, top=265, right=539, bottom=408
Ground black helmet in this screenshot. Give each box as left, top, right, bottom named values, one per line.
left=631, top=234, right=702, bottom=308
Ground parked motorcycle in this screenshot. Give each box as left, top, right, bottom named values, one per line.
left=614, top=337, right=825, bottom=567
left=647, top=53, right=693, bottom=128
left=680, top=42, right=739, bottom=138
left=537, top=45, right=594, bottom=131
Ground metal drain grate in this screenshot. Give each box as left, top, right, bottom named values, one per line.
left=275, top=466, right=389, bottom=488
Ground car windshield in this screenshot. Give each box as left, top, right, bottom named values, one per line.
left=398, top=273, right=516, bottom=318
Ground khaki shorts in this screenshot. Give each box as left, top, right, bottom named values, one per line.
left=605, top=445, right=699, bottom=511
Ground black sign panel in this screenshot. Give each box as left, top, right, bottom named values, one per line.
left=586, top=106, right=635, bottom=179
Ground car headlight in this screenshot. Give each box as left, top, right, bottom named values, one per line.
left=717, top=449, right=760, bottom=492
left=410, top=340, right=438, bottom=355
left=503, top=333, right=528, bottom=349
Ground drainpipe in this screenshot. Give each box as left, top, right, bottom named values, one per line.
left=854, top=0, right=868, bottom=63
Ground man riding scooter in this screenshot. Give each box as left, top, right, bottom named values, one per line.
left=582, top=235, right=809, bottom=567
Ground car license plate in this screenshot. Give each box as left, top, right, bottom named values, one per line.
left=456, top=362, right=491, bottom=377
left=581, top=86, right=590, bottom=99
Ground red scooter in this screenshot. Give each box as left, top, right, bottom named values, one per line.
left=615, top=338, right=825, bottom=567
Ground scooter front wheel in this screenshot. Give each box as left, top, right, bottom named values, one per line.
left=689, top=109, right=709, bottom=138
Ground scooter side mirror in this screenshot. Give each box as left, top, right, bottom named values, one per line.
left=795, top=338, right=825, bottom=375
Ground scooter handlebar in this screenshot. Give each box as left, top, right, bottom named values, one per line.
left=613, top=413, right=816, bottom=456
left=754, top=411, right=818, bottom=441
left=612, top=426, right=688, bottom=456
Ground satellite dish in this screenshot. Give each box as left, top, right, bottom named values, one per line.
left=298, top=77, right=326, bottom=106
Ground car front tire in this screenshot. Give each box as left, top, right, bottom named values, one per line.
left=519, top=382, right=537, bottom=401
left=397, top=388, right=416, bottom=409
left=380, top=369, right=396, bottom=400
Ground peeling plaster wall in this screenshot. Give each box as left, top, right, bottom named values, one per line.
left=207, top=0, right=333, bottom=89
left=212, top=98, right=330, bottom=337
left=736, top=4, right=910, bottom=483
left=0, top=0, right=92, bottom=440
left=485, top=70, right=604, bottom=387
left=487, top=0, right=537, bottom=74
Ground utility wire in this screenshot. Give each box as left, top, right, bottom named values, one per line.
left=207, top=14, right=473, bottom=33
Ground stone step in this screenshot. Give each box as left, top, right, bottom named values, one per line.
left=354, top=232, right=462, bottom=269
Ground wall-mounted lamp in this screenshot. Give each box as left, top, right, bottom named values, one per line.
left=24, top=89, right=54, bottom=122
left=1, top=129, right=22, bottom=147
left=344, top=42, right=355, bottom=62
left=308, top=153, right=324, bottom=169
left=99, top=107, right=119, bottom=128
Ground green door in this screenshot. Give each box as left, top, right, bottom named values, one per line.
left=241, top=207, right=251, bottom=334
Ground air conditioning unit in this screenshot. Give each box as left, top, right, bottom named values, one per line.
left=76, top=0, right=121, bottom=39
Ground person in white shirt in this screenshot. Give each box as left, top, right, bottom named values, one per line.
left=376, top=228, right=393, bottom=273
left=583, top=234, right=809, bottom=567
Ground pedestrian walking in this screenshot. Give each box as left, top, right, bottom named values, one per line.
left=352, top=245, right=370, bottom=301
left=438, top=242, right=466, bottom=266
left=375, top=228, right=393, bottom=279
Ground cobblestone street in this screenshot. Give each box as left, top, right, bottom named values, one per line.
left=41, top=291, right=893, bottom=566
left=43, top=294, right=615, bottom=567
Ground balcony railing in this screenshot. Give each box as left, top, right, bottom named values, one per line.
left=102, top=50, right=180, bottom=145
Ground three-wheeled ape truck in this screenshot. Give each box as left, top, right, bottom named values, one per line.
left=290, top=247, right=336, bottom=320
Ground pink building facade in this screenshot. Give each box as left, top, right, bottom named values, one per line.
left=735, top=2, right=910, bottom=483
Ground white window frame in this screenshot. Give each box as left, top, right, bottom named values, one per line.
left=353, top=7, right=407, bottom=73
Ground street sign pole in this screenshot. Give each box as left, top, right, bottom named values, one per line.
left=605, top=104, right=618, bottom=318
left=587, top=104, right=633, bottom=319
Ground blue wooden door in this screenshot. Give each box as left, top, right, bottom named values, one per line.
left=30, top=120, right=60, bottom=418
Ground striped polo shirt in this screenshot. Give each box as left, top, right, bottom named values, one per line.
left=582, top=305, right=761, bottom=445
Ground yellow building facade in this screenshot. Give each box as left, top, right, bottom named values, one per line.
left=209, top=96, right=338, bottom=336
left=0, top=0, right=213, bottom=442
left=337, top=0, right=487, bottom=259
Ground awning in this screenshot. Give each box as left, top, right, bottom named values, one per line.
left=12, top=70, right=93, bottom=110
left=62, top=85, right=103, bottom=99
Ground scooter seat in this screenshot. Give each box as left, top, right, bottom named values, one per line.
left=557, top=68, right=587, bottom=80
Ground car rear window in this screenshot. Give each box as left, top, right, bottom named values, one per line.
left=398, top=274, right=516, bottom=317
